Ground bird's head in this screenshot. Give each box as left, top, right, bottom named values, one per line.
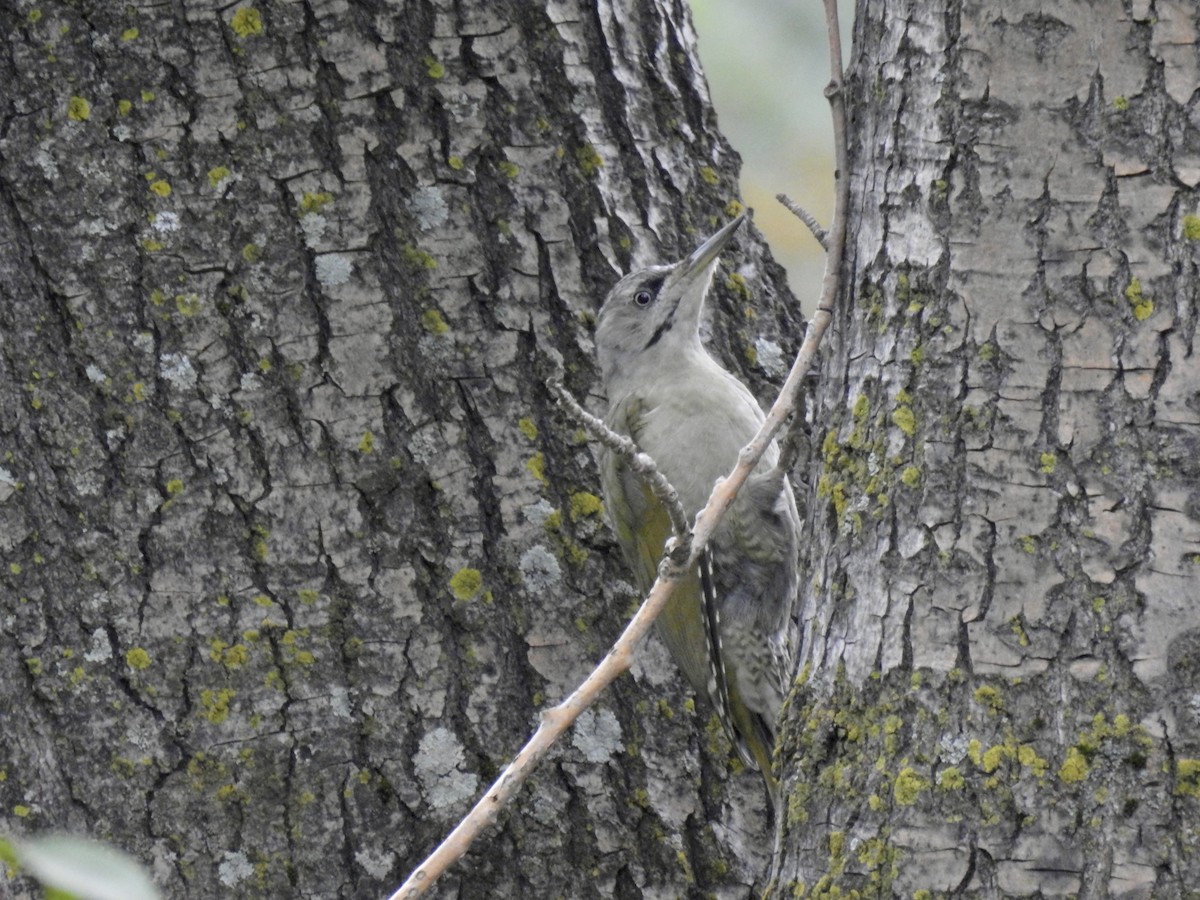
left=595, top=214, right=745, bottom=386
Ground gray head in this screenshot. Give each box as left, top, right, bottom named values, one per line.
left=595, top=214, right=745, bottom=387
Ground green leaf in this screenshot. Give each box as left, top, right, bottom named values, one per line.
left=9, top=834, right=159, bottom=900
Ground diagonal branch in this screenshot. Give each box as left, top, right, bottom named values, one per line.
left=776, top=193, right=829, bottom=251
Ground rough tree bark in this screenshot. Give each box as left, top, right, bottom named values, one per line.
left=0, top=1, right=801, bottom=897
left=775, top=0, right=1200, bottom=896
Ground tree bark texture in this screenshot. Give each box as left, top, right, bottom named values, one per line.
left=0, top=1, right=801, bottom=897
left=775, top=0, right=1200, bottom=896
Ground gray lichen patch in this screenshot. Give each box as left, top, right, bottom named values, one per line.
left=413, top=726, right=479, bottom=812
left=572, top=707, right=624, bottom=763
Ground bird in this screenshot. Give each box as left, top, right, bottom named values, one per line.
left=594, top=213, right=800, bottom=800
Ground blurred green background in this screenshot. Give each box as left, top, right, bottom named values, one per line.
left=690, top=0, right=853, bottom=312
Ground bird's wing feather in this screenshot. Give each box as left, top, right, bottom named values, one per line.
left=601, top=393, right=713, bottom=700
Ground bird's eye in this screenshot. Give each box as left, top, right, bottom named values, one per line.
left=634, top=290, right=652, bottom=307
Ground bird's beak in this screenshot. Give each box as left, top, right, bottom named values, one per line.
left=670, top=214, right=746, bottom=329
left=679, top=214, right=746, bottom=280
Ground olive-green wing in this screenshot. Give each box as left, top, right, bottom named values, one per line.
left=599, top=396, right=711, bottom=700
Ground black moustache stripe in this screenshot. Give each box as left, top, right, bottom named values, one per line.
left=644, top=297, right=680, bottom=349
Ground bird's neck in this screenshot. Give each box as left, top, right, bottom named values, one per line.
left=603, top=333, right=718, bottom=401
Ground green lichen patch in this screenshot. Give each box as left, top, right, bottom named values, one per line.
left=125, top=647, right=152, bottom=670
left=292, top=649, right=315, bottom=666
left=517, top=417, right=538, bottom=440
left=568, top=491, right=603, bottom=521
left=576, top=143, right=603, bottom=176
left=230, top=7, right=263, bottom=37
left=420, top=309, right=449, bottom=334
left=973, top=685, right=1004, bottom=714
left=210, top=640, right=249, bottom=669
left=207, top=165, right=231, bottom=188
left=299, top=190, right=333, bottom=213
left=526, top=452, right=548, bottom=485
left=891, top=405, right=916, bottom=436
left=1184, top=215, right=1200, bottom=241
left=1058, top=746, right=1090, bottom=783
left=201, top=688, right=235, bottom=724
left=969, top=735, right=1047, bottom=781
left=403, top=244, right=438, bottom=271
left=66, top=96, right=91, bottom=121
left=1017, top=743, right=1048, bottom=776
left=1124, top=277, right=1153, bottom=321
left=892, top=767, right=927, bottom=805
left=852, top=393, right=870, bottom=420
left=449, top=568, right=483, bottom=601
left=937, top=766, right=964, bottom=790
left=1175, top=758, right=1200, bottom=797
left=424, top=55, right=445, bottom=79
left=725, top=271, right=750, bottom=302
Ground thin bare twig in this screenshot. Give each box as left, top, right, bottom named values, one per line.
left=548, top=379, right=689, bottom=542
left=389, top=0, right=851, bottom=891
left=770, top=1, right=849, bottom=487
left=770, top=0, right=849, bottom=393
left=820, top=0, right=851, bottom=323
left=776, top=193, right=829, bottom=250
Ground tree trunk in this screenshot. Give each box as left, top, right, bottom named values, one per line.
left=0, top=1, right=800, bottom=897
left=774, top=0, right=1200, bottom=896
